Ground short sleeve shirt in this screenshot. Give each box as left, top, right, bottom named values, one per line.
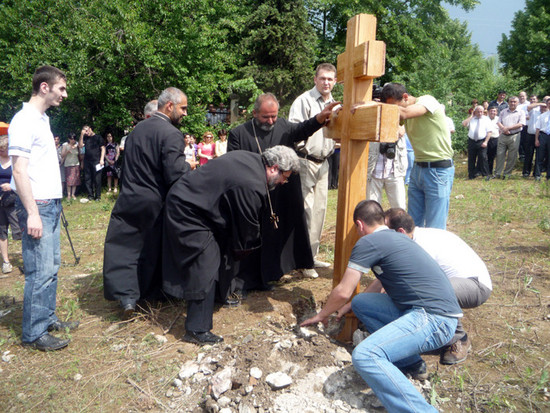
left=403, top=96, right=454, bottom=162
left=8, top=103, right=62, bottom=199
left=467, top=116, right=493, bottom=140
left=348, top=227, right=462, bottom=317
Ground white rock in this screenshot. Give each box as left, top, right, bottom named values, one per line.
left=250, top=367, right=263, bottom=379
left=197, top=353, right=205, bottom=363
left=2, top=351, right=15, bottom=363
left=219, top=408, right=232, bottom=413
left=244, top=385, right=253, bottom=394
left=266, top=372, right=293, bottom=390
left=211, top=367, right=233, bottom=399
left=111, top=343, right=125, bottom=351
left=238, top=401, right=256, bottom=413
left=352, top=329, right=369, bottom=347
left=217, top=396, right=231, bottom=408
left=73, top=373, right=82, bottom=382
left=332, top=347, right=352, bottom=363
left=178, top=360, right=200, bottom=379
left=298, top=327, right=317, bottom=338
left=154, top=334, right=168, bottom=344
left=173, top=378, right=183, bottom=388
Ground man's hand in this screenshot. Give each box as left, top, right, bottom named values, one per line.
left=0, top=183, right=11, bottom=192
left=300, top=313, right=328, bottom=327
left=335, top=302, right=352, bottom=320
left=316, top=101, right=342, bottom=125
left=27, top=213, right=43, bottom=239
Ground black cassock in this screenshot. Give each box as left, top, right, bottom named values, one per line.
left=162, top=151, right=267, bottom=301
left=227, top=117, right=322, bottom=289
left=103, top=112, right=190, bottom=306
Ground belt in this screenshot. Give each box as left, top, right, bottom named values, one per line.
left=415, top=159, right=453, bottom=168
left=297, top=152, right=325, bottom=164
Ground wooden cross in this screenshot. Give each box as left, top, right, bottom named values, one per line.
left=326, top=14, right=400, bottom=342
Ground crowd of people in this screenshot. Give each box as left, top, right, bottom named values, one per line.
left=6, top=64, right=516, bottom=412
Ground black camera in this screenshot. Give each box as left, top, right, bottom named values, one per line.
left=379, top=142, right=396, bottom=159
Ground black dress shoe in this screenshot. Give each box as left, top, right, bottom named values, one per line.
left=183, top=331, right=224, bottom=345
left=23, top=333, right=70, bottom=351
left=122, top=303, right=136, bottom=320
left=48, top=320, right=80, bottom=332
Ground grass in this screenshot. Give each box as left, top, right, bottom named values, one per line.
left=0, top=157, right=549, bottom=412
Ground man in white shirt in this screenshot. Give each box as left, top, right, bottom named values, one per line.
left=495, top=96, right=526, bottom=179
left=385, top=208, right=492, bottom=365
left=486, top=105, right=500, bottom=176
left=534, top=99, right=550, bottom=181
left=462, top=105, right=492, bottom=180
left=523, top=95, right=544, bottom=177
left=289, top=63, right=337, bottom=278
left=8, top=65, right=78, bottom=351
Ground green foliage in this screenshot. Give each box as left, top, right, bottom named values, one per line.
left=498, top=0, right=550, bottom=94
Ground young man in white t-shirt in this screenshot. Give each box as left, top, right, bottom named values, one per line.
left=8, top=65, right=79, bottom=351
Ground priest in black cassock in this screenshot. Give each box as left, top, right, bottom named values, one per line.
left=162, top=146, right=300, bottom=344
left=227, top=93, right=339, bottom=292
left=103, top=88, right=192, bottom=317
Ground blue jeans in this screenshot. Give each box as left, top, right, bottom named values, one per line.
left=351, top=293, right=457, bottom=413
left=408, top=163, right=454, bottom=229
left=405, top=149, right=415, bottom=185
left=16, top=198, right=62, bottom=343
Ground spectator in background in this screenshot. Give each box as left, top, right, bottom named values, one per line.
left=54, top=136, right=65, bottom=196
left=462, top=105, right=492, bottom=180
left=481, top=100, right=489, bottom=115
left=215, top=129, right=228, bottom=157
left=0, top=135, right=21, bottom=274
left=197, top=131, right=216, bottom=166
left=467, top=99, right=478, bottom=116
left=486, top=105, right=500, bottom=176
left=79, top=125, right=105, bottom=201
left=524, top=95, right=544, bottom=178
left=495, top=96, right=526, bottom=179
left=102, top=133, right=120, bottom=193
left=490, top=90, right=508, bottom=114
left=534, top=99, right=550, bottom=181
left=183, top=133, right=197, bottom=164
left=61, top=133, right=80, bottom=200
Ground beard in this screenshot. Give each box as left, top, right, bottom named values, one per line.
left=169, top=109, right=182, bottom=126
left=267, top=174, right=279, bottom=191
left=254, top=118, right=275, bottom=132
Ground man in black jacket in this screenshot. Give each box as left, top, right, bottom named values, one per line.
left=103, top=87, right=191, bottom=317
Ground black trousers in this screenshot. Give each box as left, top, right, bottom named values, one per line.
left=487, top=138, right=498, bottom=175
left=185, top=282, right=216, bottom=333
left=519, top=125, right=528, bottom=159
left=535, top=132, right=550, bottom=179
left=83, top=160, right=102, bottom=199
left=327, top=150, right=340, bottom=189
left=467, top=139, right=489, bottom=178
left=522, top=133, right=536, bottom=176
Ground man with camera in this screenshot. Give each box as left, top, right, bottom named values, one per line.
left=380, top=83, right=454, bottom=230
left=366, top=126, right=408, bottom=209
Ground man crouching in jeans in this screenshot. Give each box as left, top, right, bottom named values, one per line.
left=301, top=200, right=461, bottom=412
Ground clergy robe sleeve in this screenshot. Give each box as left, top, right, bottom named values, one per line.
left=162, top=131, right=190, bottom=186
left=286, top=117, right=324, bottom=143
left=227, top=129, right=241, bottom=152
left=221, top=186, right=265, bottom=259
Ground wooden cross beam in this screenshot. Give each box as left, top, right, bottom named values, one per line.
left=326, top=14, right=400, bottom=342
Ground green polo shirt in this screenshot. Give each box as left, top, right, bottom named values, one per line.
left=404, top=95, right=454, bottom=162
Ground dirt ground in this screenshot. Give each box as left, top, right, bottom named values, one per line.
left=0, top=159, right=549, bottom=412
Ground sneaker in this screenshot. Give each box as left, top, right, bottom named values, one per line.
left=399, top=359, right=428, bottom=380
left=113, top=188, right=118, bottom=193
left=440, top=334, right=471, bottom=365
left=80, top=198, right=89, bottom=204
left=314, top=259, right=331, bottom=268
left=301, top=268, right=319, bottom=279
left=2, top=262, right=13, bottom=274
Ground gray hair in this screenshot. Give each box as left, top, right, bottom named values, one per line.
left=157, top=87, right=186, bottom=109
left=254, top=93, right=279, bottom=112
left=144, top=99, right=158, bottom=117
left=262, top=145, right=300, bottom=173
left=474, top=105, right=484, bottom=112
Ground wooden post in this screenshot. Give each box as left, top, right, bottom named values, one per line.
left=326, top=14, right=400, bottom=342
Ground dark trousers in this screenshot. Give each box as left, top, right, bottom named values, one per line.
left=185, top=282, right=216, bottom=333
left=535, top=133, right=550, bottom=179
left=487, top=138, right=498, bottom=175
left=518, top=125, right=528, bottom=159
left=467, top=139, right=489, bottom=178
left=522, top=133, right=536, bottom=176
left=327, top=150, right=340, bottom=189
left=83, top=160, right=102, bottom=199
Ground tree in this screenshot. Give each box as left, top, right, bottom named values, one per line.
left=498, top=0, right=550, bottom=94
left=0, top=0, right=242, bottom=136
left=236, top=0, right=317, bottom=106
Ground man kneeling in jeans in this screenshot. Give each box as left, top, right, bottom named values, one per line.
left=385, top=208, right=492, bottom=365
left=301, top=200, right=461, bottom=412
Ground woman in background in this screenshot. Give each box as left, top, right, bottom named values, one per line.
left=62, top=133, right=81, bottom=200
